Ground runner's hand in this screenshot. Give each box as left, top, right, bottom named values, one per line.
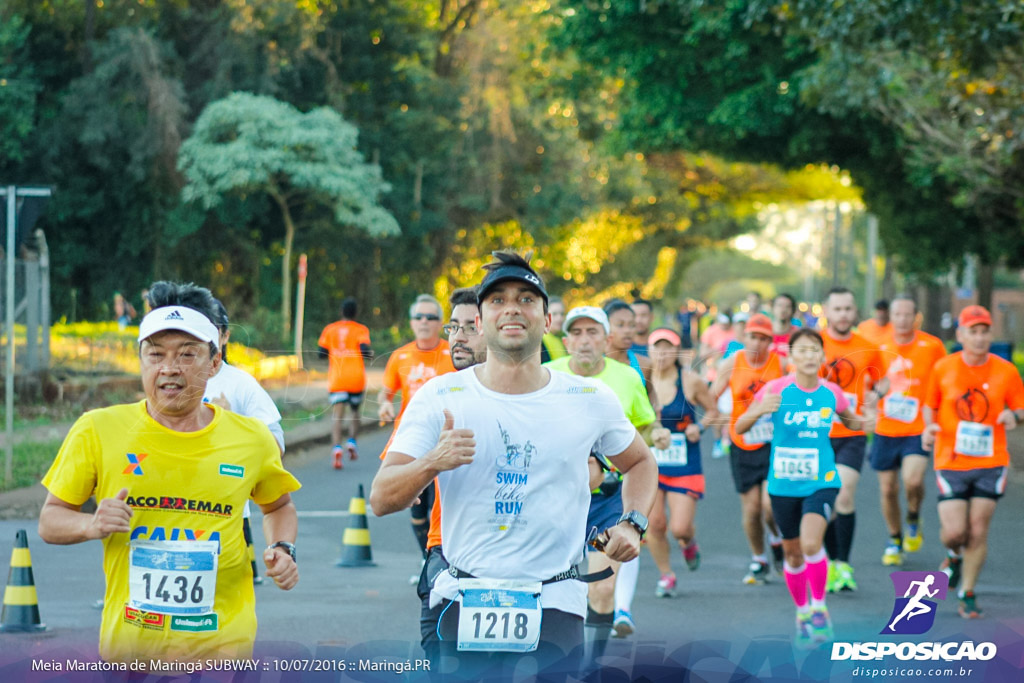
left=684, top=423, right=701, bottom=443
left=264, top=548, right=298, bottom=590
left=378, top=401, right=395, bottom=423
left=426, top=410, right=475, bottom=472
left=651, top=427, right=672, bottom=450
left=210, top=392, right=231, bottom=410
left=759, top=393, right=782, bottom=415
left=602, top=523, right=641, bottom=563
left=88, top=488, right=132, bottom=540
left=996, top=409, right=1018, bottom=430
left=921, top=423, right=941, bottom=450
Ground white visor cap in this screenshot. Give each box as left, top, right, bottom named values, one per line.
left=138, top=306, right=220, bottom=350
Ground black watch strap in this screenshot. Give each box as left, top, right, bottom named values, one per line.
left=268, top=541, right=297, bottom=563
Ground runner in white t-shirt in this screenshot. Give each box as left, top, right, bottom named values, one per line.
left=370, top=252, right=657, bottom=677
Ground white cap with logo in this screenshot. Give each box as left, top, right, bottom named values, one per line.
left=563, top=306, right=611, bottom=335
left=138, top=306, right=220, bottom=349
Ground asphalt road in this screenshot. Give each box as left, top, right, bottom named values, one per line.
left=1, top=428, right=1023, bottom=680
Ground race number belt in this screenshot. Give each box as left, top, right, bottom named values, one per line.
left=448, top=563, right=612, bottom=584
left=652, top=434, right=689, bottom=466
left=457, top=579, right=542, bottom=653
left=746, top=415, right=774, bottom=446
left=128, top=540, right=218, bottom=616
left=883, top=395, right=919, bottom=423
left=955, top=421, right=994, bottom=457
left=773, top=446, right=820, bottom=481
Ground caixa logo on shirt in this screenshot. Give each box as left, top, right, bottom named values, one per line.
left=831, top=571, right=997, bottom=663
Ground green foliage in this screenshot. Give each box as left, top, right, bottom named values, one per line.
left=0, top=439, right=62, bottom=493
left=0, top=13, right=38, bottom=169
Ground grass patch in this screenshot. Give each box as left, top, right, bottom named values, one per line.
left=0, top=439, right=62, bottom=493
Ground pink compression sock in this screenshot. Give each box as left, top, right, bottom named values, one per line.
left=806, top=549, right=828, bottom=603
left=784, top=562, right=809, bottom=608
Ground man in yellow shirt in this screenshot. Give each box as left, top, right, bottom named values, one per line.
left=39, top=282, right=301, bottom=663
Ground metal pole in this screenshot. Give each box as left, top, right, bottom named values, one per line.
left=38, top=230, right=50, bottom=371
left=294, top=254, right=308, bottom=370
left=5, top=186, right=16, bottom=486
left=865, top=214, right=878, bottom=312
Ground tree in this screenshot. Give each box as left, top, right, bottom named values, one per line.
left=0, top=13, right=39, bottom=172
left=178, top=92, right=399, bottom=338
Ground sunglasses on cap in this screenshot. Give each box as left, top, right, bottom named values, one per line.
left=411, top=314, right=440, bottom=321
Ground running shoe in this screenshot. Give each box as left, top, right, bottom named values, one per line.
left=742, top=560, right=769, bottom=585
left=826, top=561, right=841, bottom=593
left=656, top=574, right=676, bottom=598
left=612, top=610, right=635, bottom=637
left=345, top=438, right=358, bottom=461
left=683, top=542, right=701, bottom=571
left=940, top=555, right=962, bottom=590
left=809, top=608, right=834, bottom=642
left=835, top=561, right=857, bottom=592
left=712, top=440, right=726, bottom=459
left=795, top=611, right=814, bottom=649
left=332, top=445, right=344, bottom=470
left=957, top=591, right=982, bottom=619
left=881, top=543, right=903, bottom=566
left=770, top=542, right=784, bottom=574
left=904, top=523, right=923, bottom=553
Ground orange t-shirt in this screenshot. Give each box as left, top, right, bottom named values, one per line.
left=382, top=339, right=455, bottom=422
left=857, top=319, right=892, bottom=347
left=728, top=351, right=784, bottom=450
left=319, top=320, right=371, bottom=393
left=876, top=331, right=947, bottom=437
left=925, top=352, right=1024, bottom=470
left=821, top=332, right=884, bottom=438
left=427, top=480, right=442, bottom=550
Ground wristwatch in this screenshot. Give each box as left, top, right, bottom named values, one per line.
left=617, top=510, right=649, bottom=540
left=267, top=541, right=297, bottom=563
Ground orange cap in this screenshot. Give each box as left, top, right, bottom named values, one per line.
left=958, top=305, right=992, bottom=328
left=746, top=314, right=774, bottom=337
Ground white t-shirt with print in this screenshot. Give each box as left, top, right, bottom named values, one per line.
left=204, top=363, right=285, bottom=451
left=389, top=366, right=637, bottom=617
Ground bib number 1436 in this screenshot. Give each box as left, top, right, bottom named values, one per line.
left=457, top=579, right=542, bottom=653
left=129, top=540, right=218, bottom=616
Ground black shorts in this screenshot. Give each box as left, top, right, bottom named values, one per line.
left=869, top=434, right=927, bottom=471
left=831, top=435, right=867, bottom=472
left=432, top=600, right=584, bottom=678
left=418, top=546, right=449, bottom=654
left=329, top=390, right=364, bottom=406
left=587, top=491, right=623, bottom=535
left=936, top=467, right=1007, bottom=501
left=729, top=442, right=771, bottom=494
left=770, top=488, right=839, bottom=540
left=411, top=480, right=436, bottom=520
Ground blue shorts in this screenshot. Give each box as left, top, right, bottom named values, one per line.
left=329, top=391, right=364, bottom=406
left=770, top=488, right=839, bottom=540
left=587, top=491, right=623, bottom=536
left=869, top=434, right=927, bottom=471
left=831, top=435, right=867, bottom=472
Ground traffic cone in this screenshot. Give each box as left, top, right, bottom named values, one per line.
left=0, top=530, right=46, bottom=632
left=336, top=484, right=375, bottom=567
left=242, top=517, right=263, bottom=585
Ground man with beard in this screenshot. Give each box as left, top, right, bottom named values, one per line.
left=371, top=252, right=657, bottom=676
left=819, top=287, right=883, bottom=592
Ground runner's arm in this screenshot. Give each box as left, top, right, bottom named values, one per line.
left=259, top=493, right=298, bottom=590
left=838, top=406, right=873, bottom=432
left=709, top=355, right=735, bottom=402
left=38, top=489, right=131, bottom=545
left=684, top=369, right=719, bottom=426
left=603, top=433, right=658, bottom=562
left=735, top=392, right=780, bottom=434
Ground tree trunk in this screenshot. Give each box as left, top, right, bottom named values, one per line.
left=274, top=194, right=296, bottom=340
left=977, top=261, right=995, bottom=310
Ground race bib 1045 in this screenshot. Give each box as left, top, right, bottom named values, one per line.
left=773, top=447, right=820, bottom=481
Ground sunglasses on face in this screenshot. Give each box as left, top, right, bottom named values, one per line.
left=411, top=314, right=440, bottom=321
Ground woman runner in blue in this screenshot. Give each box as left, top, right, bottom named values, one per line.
left=646, top=328, right=718, bottom=598
left=736, top=328, right=871, bottom=647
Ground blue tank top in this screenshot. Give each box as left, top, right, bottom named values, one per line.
left=652, top=368, right=702, bottom=477
left=626, top=350, right=646, bottom=388
left=764, top=376, right=845, bottom=497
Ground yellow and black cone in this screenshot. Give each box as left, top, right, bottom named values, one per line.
left=336, top=484, right=375, bottom=567
left=0, top=530, right=46, bottom=632
left=242, top=517, right=263, bottom=585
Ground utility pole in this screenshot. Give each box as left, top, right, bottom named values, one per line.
left=2, top=185, right=53, bottom=487
left=294, top=254, right=308, bottom=370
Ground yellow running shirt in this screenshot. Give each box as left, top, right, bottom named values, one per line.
left=41, top=400, right=301, bottom=663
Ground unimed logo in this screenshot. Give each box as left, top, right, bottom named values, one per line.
left=831, top=570, right=997, bottom=663
left=883, top=571, right=947, bottom=635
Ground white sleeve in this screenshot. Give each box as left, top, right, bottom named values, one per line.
left=388, top=384, right=444, bottom=459
left=592, top=383, right=640, bottom=457
left=240, top=376, right=285, bottom=451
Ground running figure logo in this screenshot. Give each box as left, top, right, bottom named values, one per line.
left=882, top=571, right=949, bottom=635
